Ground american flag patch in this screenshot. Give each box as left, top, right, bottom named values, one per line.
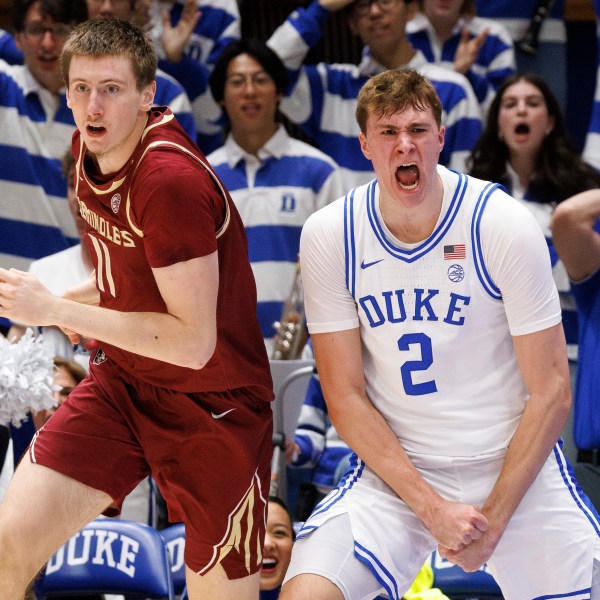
left=444, top=244, right=466, bottom=260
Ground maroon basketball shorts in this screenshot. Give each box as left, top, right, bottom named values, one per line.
left=29, top=353, right=273, bottom=579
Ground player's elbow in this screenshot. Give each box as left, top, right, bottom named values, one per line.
left=558, top=381, right=572, bottom=419
left=549, top=373, right=572, bottom=428
left=176, top=333, right=217, bottom=370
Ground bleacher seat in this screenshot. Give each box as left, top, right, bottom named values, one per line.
left=36, top=518, right=175, bottom=599
left=429, top=549, right=503, bottom=600
left=160, top=522, right=186, bottom=596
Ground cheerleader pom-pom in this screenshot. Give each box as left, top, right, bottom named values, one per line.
left=0, top=329, right=57, bottom=427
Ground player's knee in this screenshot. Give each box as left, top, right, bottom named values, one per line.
left=0, top=518, right=19, bottom=559
left=0, top=520, right=32, bottom=588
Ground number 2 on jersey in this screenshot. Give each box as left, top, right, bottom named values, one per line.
left=398, top=332, right=437, bottom=395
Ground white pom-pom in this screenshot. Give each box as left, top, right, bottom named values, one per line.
left=0, top=330, right=57, bottom=427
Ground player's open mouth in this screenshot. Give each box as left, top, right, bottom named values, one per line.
left=87, top=125, right=106, bottom=135
left=395, top=163, right=419, bottom=190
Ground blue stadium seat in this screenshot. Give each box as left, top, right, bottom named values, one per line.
left=36, top=518, right=175, bottom=599
left=160, top=522, right=187, bottom=596
left=430, top=550, right=503, bottom=599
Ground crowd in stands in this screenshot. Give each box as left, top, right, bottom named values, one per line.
left=1, top=0, right=600, bottom=597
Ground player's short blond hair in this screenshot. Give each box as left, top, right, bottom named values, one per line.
left=61, top=18, right=157, bottom=92
left=355, top=68, right=443, bottom=133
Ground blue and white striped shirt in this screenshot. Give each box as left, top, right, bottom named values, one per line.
left=208, top=125, right=345, bottom=350
left=0, top=61, right=78, bottom=271
left=155, top=0, right=240, bottom=154
left=267, top=0, right=483, bottom=190
left=407, top=12, right=515, bottom=112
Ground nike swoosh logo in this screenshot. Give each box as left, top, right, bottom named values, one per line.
left=211, top=408, right=236, bottom=420
left=361, top=259, right=384, bottom=269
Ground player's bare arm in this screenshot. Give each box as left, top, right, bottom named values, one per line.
left=552, top=189, right=600, bottom=282
left=439, top=323, right=570, bottom=571
left=62, top=270, right=100, bottom=306
left=0, top=251, right=218, bottom=369
left=57, top=271, right=100, bottom=344
left=312, top=328, right=488, bottom=552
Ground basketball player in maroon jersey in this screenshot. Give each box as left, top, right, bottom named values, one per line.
left=0, top=18, right=273, bottom=599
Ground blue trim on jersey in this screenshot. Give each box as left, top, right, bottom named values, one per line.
left=335, top=453, right=362, bottom=488
left=296, top=456, right=365, bottom=541
left=344, top=187, right=358, bottom=297
left=354, top=541, right=401, bottom=600
left=532, top=589, right=591, bottom=600
left=312, top=456, right=364, bottom=516
left=295, top=523, right=319, bottom=539
left=553, top=443, right=600, bottom=537
left=472, top=182, right=502, bottom=300
left=366, top=172, right=468, bottom=263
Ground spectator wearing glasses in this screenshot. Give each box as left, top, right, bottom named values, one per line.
left=207, top=39, right=344, bottom=353
left=266, top=0, right=483, bottom=190
left=0, top=0, right=88, bottom=281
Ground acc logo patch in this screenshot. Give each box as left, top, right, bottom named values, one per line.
left=447, top=264, right=465, bottom=283
left=111, top=193, right=122, bottom=214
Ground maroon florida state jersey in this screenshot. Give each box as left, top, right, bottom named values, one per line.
left=72, top=107, right=273, bottom=397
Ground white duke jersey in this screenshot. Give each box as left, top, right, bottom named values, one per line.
left=300, top=166, right=561, bottom=460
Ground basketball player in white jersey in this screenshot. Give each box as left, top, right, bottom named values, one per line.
left=281, top=68, right=600, bottom=600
